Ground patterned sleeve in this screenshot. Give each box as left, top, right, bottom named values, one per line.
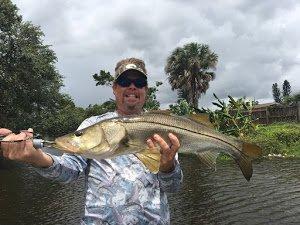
left=157, top=157, right=183, bottom=193
left=34, top=154, right=87, bottom=184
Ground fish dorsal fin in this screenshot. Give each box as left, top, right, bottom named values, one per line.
left=145, top=110, right=214, bottom=128
left=135, top=148, right=161, bottom=174
left=188, top=113, right=215, bottom=128
left=196, top=150, right=219, bottom=169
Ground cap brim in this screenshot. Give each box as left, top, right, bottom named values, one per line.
left=115, top=68, right=147, bottom=80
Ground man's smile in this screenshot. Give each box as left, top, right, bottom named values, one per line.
left=124, top=94, right=139, bottom=98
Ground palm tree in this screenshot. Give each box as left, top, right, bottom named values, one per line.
left=165, top=42, right=218, bottom=108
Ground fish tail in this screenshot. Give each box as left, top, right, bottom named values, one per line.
left=236, top=142, right=262, bottom=181
left=235, top=154, right=253, bottom=181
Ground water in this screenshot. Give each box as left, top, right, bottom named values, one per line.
left=1, top=154, right=300, bottom=225
left=169, top=155, right=300, bottom=224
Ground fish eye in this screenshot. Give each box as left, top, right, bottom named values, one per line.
left=74, top=130, right=83, bottom=137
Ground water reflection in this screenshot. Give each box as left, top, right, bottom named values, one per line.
left=1, top=154, right=300, bottom=225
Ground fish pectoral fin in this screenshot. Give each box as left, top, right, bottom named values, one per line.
left=135, top=148, right=161, bottom=174
left=196, top=151, right=219, bottom=170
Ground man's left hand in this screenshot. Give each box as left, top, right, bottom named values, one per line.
left=0, top=128, right=12, bottom=137
left=147, top=133, right=180, bottom=173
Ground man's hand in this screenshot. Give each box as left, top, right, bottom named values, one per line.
left=0, top=128, right=12, bottom=136
left=147, top=133, right=180, bottom=173
left=0, top=128, right=53, bottom=168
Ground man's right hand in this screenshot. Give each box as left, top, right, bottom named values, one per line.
left=0, top=128, right=54, bottom=168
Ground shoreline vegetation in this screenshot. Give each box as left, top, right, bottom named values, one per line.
left=245, top=122, right=300, bottom=158
left=214, top=122, right=300, bottom=161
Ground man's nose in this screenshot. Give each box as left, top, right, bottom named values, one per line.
left=128, top=83, right=137, bottom=89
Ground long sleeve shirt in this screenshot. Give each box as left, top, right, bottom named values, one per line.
left=34, top=112, right=183, bottom=225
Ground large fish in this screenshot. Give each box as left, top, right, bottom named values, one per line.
left=53, top=111, right=262, bottom=181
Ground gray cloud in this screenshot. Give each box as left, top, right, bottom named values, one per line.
left=12, top=0, right=300, bottom=109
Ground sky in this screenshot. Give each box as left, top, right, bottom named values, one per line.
left=11, top=0, right=300, bottom=109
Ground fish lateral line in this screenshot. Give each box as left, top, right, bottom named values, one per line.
left=119, top=119, right=243, bottom=153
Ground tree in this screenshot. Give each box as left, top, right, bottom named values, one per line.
left=39, top=94, right=86, bottom=137
left=0, top=0, right=65, bottom=131
left=282, top=79, right=291, bottom=97
left=93, top=70, right=114, bottom=86
left=144, top=81, right=162, bottom=111
left=272, top=83, right=281, bottom=103
left=85, top=99, right=116, bottom=118
left=165, top=42, right=218, bottom=108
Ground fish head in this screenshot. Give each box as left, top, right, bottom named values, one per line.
left=54, top=124, right=106, bottom=154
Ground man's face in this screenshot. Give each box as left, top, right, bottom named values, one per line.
left=113, top=70, right=148, bottom=115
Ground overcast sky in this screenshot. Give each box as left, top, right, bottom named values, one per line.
left=12, top=0, right=300, bottom=109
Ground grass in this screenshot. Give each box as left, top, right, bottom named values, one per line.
left=244, top=122, right=300, bottom=157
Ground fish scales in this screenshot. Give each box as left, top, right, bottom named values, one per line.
left=53, top=112, right=262, bottom=180
left=119, top=114, right=241, bottom=155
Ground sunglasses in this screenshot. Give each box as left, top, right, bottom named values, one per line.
left=116, top=76, right=147, bottom=88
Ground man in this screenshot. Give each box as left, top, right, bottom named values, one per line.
left=0, top=58, right=183, bottom=224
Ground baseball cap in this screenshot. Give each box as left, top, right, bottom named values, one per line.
left=114, top=58, right=147, bottom=80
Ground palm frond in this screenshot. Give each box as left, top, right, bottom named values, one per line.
left=165, top=42, right=218, bottom=108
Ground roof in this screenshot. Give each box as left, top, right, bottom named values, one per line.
left=252, top=102, right=282, bottom=109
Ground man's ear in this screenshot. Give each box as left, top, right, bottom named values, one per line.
left=112, top=83, right=117, bottom=96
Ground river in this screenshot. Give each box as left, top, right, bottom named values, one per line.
left=1, top=152, right=300, bottom=225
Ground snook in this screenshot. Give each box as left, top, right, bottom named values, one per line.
left=54, top=112, right=262, bottom=181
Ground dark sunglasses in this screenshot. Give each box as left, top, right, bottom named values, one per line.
left=116, top=76, right=147, bottom=88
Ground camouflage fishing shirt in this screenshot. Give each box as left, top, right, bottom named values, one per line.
left=35, top=112, right=183, bottom=225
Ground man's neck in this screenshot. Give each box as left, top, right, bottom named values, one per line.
left=117, top=108, right=143, bottom=116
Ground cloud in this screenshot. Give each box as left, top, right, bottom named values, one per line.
left=12, top=0, right=300, bottom=109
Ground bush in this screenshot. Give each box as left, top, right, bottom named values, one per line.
left=202, top=94, right=257, bottom=137
left=244, top=123, right=300, bottom=157
left=169, top=99, right=195, bottom=116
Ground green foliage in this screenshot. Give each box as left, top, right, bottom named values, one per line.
left=272, top=83, right=281, bottom=103
left=93, top=70, right=114, bottom=86
left=282, top=92, right=300, bottom=105
left=0, top=0, right=22, bottom=32
left=291, top=92, right=300, bottom=102
left=85, top=99, right=116, bottom=118
left=144, top=81, right=162, bottom=111
left=282, top=79, right=291, bottom=97
left=245, top=123, right=300, bottom=157
left=271, top=79, right=298, bottom=105
left=0, top=0, right=66, bottom=132
left=202, top=94, right=257, bottom=137
left=169, top=99, right=195, bottom=116
left=165, top=42, right=218, bottom=108
left=38, top=97, right=86, bottom=138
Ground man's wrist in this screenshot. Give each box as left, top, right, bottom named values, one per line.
left=159, top=160, right=175, bottom=173
left=29, top=150, right=54, bottom=168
